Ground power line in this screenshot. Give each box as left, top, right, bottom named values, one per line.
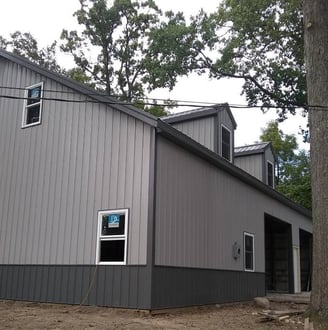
left=0, top=85, right=326, bottom=111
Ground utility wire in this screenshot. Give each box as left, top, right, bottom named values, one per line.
left=0, top=85, right=326, bottom=110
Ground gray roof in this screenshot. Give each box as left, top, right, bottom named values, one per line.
left=163, top=104, right=237, bottom=129
left=234, top=142, right=272, bottom=156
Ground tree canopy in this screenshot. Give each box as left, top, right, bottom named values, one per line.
left=260, top=121, right=311, bottom=209
left=147, top=0, right=306, bottom=120
left=0, top=31, right=61, bottom=73
left=61, top=0, right=159, bottom=99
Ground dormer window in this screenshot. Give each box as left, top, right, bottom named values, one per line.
left=221, top=125, right=232, bottom=162
left=22, top=82, right=43, bottom=128
left=267, top=161, right=274, bottom=188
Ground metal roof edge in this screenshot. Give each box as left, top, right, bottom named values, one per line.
left=163, top=103, right=237, bottom=129
left=234, top=142, right=273, bottom=157
left=157, top=119, right=312, bottom=219
left=0, top=49, right=157, bottom=127
left=234, top=149, right=265, bottom=157
left=163, top=107, right=219, bottom=123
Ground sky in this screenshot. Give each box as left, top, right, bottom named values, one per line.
left=0, top=0, right=309, bottom=149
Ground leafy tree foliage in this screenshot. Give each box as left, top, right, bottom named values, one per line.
left=61, top=0, right=161, bottom=103
left=260, top=121, right=311, bottom=209
left=215, top=0, right=306, bottom=117
left=260, top=121, right=297, bottom=182
left=277, top=150, right=311, bottom=209
left=0, top=31, right=61, bottom=73
left=148, top=0, right=306, bottom=119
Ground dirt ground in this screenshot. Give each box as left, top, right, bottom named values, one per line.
left=0, top=300, right=308, bottom=329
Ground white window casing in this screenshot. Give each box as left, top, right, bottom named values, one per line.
left=244, top=232, right=255, bottom=272
left=267, top=160, right=275, bottom=188
left=96, top=209, right=129, bottom=265
left=221, top=124, right=232, bottom=162
left=22, top=82, right=43, bottom=128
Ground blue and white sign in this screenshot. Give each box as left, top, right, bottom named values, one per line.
left=108, top=214, right=120, bottom=228
left=31, top=87, right=40, bottom=98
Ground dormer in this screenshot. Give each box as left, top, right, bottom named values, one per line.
left=234, top=142, right=276, bottom=188
left=163, top=104, right=237, bottom=162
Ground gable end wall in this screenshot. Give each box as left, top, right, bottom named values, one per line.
left=0, top=59, right=152, bottom=265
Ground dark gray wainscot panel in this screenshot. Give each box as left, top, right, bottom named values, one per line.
left=0, top=265, right=151, bottom=309
left=151, top=266, right=265, bottom=309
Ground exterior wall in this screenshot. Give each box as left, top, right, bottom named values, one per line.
left=234, top=147, right=275, bottom=185
left=234, top=154, right=263, bottom=182
left=0, top=265, right=151, bottom=309
left=151, top=266, right=265, bottom=309
left=171, top=116, right=215, bottom=152
left=155, top=137, right=312, bottom=273
left=0, top=59, right=152, bottom=266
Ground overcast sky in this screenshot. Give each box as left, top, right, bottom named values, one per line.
left=0, top=0, right=308, bottom=149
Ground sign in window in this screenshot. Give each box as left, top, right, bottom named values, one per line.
left=96, top=209, right=129, bottom=265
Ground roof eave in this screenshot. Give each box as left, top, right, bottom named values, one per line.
left=157, top=119, right=311, bottom=219
left=0, top=49, right=158, bottom=127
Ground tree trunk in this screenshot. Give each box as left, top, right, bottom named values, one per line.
left=303, top=0, right=328, bottom=320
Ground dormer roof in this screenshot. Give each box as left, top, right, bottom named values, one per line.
left=163, top=103, right=237, bottom=129
left=235, top=142, right=274, bottom=157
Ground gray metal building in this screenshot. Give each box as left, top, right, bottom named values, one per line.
left=0, top=49, right=312, bottom=309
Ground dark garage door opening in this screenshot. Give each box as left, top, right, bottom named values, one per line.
left=265, top=214, right=294, bottom=293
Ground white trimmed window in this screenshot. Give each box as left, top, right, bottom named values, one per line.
left=96, top=209, right=129, bottom=265
left=267, top=161, right=274, bottom=188
left=244, top=232, right=255, bottom=272
left=221, top=125, right=232, bottom=162
left=22, top=82, right=43, bottom=128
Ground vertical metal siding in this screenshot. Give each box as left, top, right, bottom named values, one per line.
left=172, top=116, right=215, bottom=151
left=0, top=265, right=151, bottom=309
left=0, top=59, right=152, bottom=265
left=155, top=137, right=312, bottom=273
left=151, top=266, right=265, bottom=309
left=234, top=154, right=263, bottom=181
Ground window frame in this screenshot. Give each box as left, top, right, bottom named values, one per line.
left=221, top=124, right=232, bottom=162
left=244, top=232, right=255, bottom=272
left=267, top=160, right=274, bottom=188
left=96, top=209, right=129, bottom=265
left=22, top=82, right=43, bottom=128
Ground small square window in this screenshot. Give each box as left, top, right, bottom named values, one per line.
left=96, top=209, right=129, bottom=265
left=22, top=82, right=43, bottom=128
left=244, top=232, right=255, bottom=272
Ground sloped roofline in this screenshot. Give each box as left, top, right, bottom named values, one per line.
left=157, top=119, right=311, bottom=219
left=234, top=141, right=273, bottom=157
left=1, top=49, right=309, bottom=219
left=0, top=49, right=158, bottom=127
left=163, top=103, right=237, bottom=129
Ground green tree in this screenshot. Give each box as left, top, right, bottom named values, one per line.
left=259, top=121, right=311, bottom=209
left=260, top=121, right=298, bottom=183
left=148, top=0, right=307, bottom=119
left=277, top=150, right=311, bottom=209
left=61, top=0, right=162, bottom=102
left=0, top=31, right=61, bottom=73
